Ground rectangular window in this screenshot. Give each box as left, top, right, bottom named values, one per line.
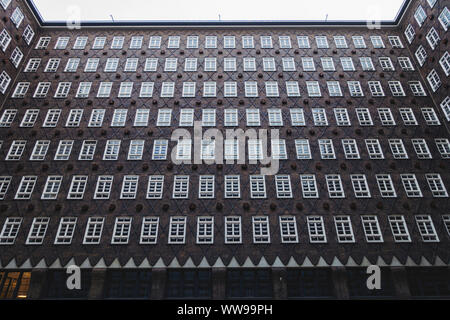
left=24, top=58, right=41, bottom=72
left=438, top=7, right=450, bottom=31
left=6, top=140, right=26, bottom=160
left=334, top=216, right=355, bottom=243
left=306, top=81, right=321, bottom=97
left=120, top=176, right=139, bottom=199
left=92, top=37, right=106, bottom=49
left=275, top=175, right=292, bottom=198
left=252, top=216, right=270, bottom=243
left=140, top=217, right=159, bottom=244
left=0, top=71, right=11, bottom=94
left=224, top=109, right=238, bottom=127
left=128, top=140, right=145, bottom=160
left=67, top=176, right=88, bottom=199
left=134, top=109, right=150, bottom=126
left=0, top=218, right=22, bottom=245
left=307, top=216, right=327, bottom=243
left=152, top=140, right=168, bottom=160
left=350, top=174, right=371, bottom=198
left=54, top=82, right=71, bottom=98
left=412, top=138, right=432, bottom=159
left=435, top=138, right=450, bottom=159
left=223, top=36, right=236, bottom=49
left=415, top=216, right=439, bottom=242
left=414, top=5, right=427, bottom=27
left=242, top=36, right=254, bottom=48
left=83, top=217, right=104, bottom=244
left=147, top=176, right=164, bottom=199
left=300, top=174, right=319, bottom=198
left=54, top=140, right=73, bottom=161
left=144, top=58, right=158, bottom=71
left=187, top=36, right=199, bottom=48
left=388, top=139, right=408, bottom=159
left=295, top=139, right=311, bottom=159
left=199, top=175, right=215, bottom=198
left=378, top=108, right=395, bottom=125
left=421, top=107, right=441, bottom=125
left=94, top=176, right=114, bottom=199
left=400, top=174, right=423, bottom=197
left=268, top=109, right=283, bottom=126
left=279, top=216, right=298, bottom=243
left=440, top=51, right=450, bottom=76
left=76, top=82, right=92, bottom=98
left=15, top=176, right=37, bottom=199
left=426, top=27, right=440, bottom=50
left=342, top=139, right=360, bottom=159
left=182, top=82, right=196, bottom=97
left=271, top=139, right=287, bottom=160
left=22, top=25, right=35, bottom=45
left=225, top=216, right=242, bottom=244
left=103, top=140, right=121, bottom=160
left=245, top=82, right=258, bottom=97
left=54, top=217, right=77, bottom=244
left=172, top=176, right=189, bottom=199
left=20, top=109, right=39, bottom=127
left=168, top=217, right=186, bottom=244
left=111, top=217, right=132, bottom=244
left=325, top=174, right=345, bottom=198
left=399, top=108, right=418, bottom=126
left=250, top=175, right=266, bottom=198
left=425, top=173, right=448, bottom=197
left=0, top=176, right=12, bottom=200
left=79, top=140, right=97, bottom=160
left=365, top=139, right=384, bottom=159
left=246, top=109, right=261, bottom=126
left=197, top=217, right=214, bottom=244
left=388, top=216, right=411, bottom=242
left=361, top=216, right=383, bottom=243
left=224, top=175, right=240, bottom=198
left=348, top=81, right=364, bottom=96
left=26, top=217, right=50, bottom=245
left=426, top=69, right=441, bottom=92
left=176, top=139, right=191, bottom=160
left=318, top=139, right=335, bottom=159
left=297, top=36, right=310, bottom=48
left=0, top=109, right=16, bottom=127
left=334, top=108, right=351, bottom=126
left=30, top=140, right=50, bottom=161
left=290, top=109, right=305, bottom=126
left=376, top=174, right=397, bottom=197
left=97, top=82, right=112, bottom=98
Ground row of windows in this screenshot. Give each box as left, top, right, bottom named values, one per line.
left=10, top=79, right=431, bottom=99
left=1, top=214, right=448, bottom=245
left=1, top=134, right=449, bottom=164
left=23, top=55, right=419, bottom=73
left=0, top=172, right=447, bottom=201
left=34, top=34, right=404, bottom=51
left=1, top=106, right=444, bottom=129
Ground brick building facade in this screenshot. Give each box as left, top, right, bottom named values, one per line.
left=0, top=0, right=449, bottom=299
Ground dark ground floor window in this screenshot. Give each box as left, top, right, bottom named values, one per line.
left=347, top=267, right=395, bottom=298
left=165, top=270, right=211, bottom=299
left=226, top=269, right=273, bottom=299
left=287, top=269, right=334, bottom=298
left=104, top=270, right=152, bottom=299
left=407, top=267, right=450, bottom=298
left=44, top=270, right=91, bottom=299
left=0, top=271, right=31, bottom=299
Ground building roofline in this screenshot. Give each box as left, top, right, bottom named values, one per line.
left=25, top=0, right=411, bottom=29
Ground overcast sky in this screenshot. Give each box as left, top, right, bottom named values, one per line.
left=32, top=0, right=405, bottom=22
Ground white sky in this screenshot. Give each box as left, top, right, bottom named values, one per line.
left=32, top=0, right=406, bottom=22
